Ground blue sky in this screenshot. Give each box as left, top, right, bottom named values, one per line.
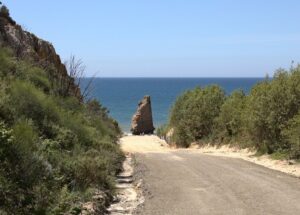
left=4, top=0, right=300, bottom=77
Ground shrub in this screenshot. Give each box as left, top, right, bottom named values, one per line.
left=55, top=127, right=79, bottom=150
left=0, top=45, right=124, bottom=213
left=0, top=120, right=53, bottom=214
left=0, top=48, right=14, bottom=77
left=87, top=99, right=109, bottom=119
left=50, top=186, right=82, bottom=215
left=215, top=90, right=246, bottom=142
left=0, top=121, right=14, bottom=159
left=167, top=65, right=300, bottom=158
left=20, top=65, right=51, bottom=93
left=283, top=113, right=300, bottom=159
left=72, top=150, right=114, bottom=189
left=245, top=68, right=300, bottom=153
left=9, top=80, right=60, bottom=128
left=156, top=124, right=168, bottom=139
left=169, top=85, right=225, bottom=146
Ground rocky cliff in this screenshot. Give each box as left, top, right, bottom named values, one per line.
left=0, top=6, right=81, bottom=99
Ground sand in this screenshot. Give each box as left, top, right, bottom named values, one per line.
left=191, top=144, right=300, bottom=178
left=120, top=135, right=300, bottom=178
left=120, top=135, right=170, bottom=153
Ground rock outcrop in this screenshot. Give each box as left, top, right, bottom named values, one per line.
left=0, top=6, right=81, bottom=99
left=131, top=95, right=155, bottom=135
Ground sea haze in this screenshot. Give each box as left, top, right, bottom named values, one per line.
left=81, top=78, right=264, bottom=132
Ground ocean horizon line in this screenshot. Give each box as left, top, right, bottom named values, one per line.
left=81, top=77, right=266, bottom=132
left=82, top=76, right=266, bottom=79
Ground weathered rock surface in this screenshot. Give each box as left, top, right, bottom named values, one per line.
left=0, top=8, right=81, bottom=99
left=131, top=96, right=155, bottom=135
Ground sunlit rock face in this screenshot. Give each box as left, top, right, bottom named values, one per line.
left=131, top=95, right=155, bottom=135
left=0, top=10, right=81, bottom=99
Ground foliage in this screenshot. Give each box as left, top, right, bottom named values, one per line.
left=167, top=65, right=300, bottom=159
left=169, top=85, right=225, bottom=147
left=282, top=112, right=300, bottom=159
left=245, top=68, right=300, bottom=153
left=0, top=48, right=15, bottom=79
left=0, top=47, right=124, bottom=214
left=214, top=90, right=246, bottom=142
left=156, top=124, right=168, bottom=139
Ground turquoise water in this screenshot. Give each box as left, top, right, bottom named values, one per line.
left=81, top=78, right=264, bottom=132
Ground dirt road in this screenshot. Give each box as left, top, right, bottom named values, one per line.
left=120, top=135, right=300, bottom=215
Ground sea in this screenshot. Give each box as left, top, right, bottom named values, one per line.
left=81, top=78, right=264, bottom=132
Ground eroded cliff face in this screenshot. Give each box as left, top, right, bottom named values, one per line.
left=0, top=8, right=81, bottom=99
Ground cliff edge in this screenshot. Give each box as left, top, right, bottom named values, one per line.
left=0, top=6, right=81, bottom=99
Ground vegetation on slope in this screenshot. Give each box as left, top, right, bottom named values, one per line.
left=160, top=66, right=300, bottom=160
left=0, top=7, right=123, bottom=215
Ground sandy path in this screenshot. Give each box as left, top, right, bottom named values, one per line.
left=121, top=135, right=300, bottom=178
left=120, top=135, right=170, bottom=153
left=120, top=135, right=300, bottom=215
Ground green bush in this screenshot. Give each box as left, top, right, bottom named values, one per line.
left=215, top=90, right=246, bottom=142
left=167, top=65, right=300, bottom=159
left=283, top=112, right=300, bottom=159
left=156, top=124, right=168, bottom=138
left=245, top=69, right=300, bottom=153
left=0, top=46, right=124, bottom=213
left=0, top=120, right=52, bottom=214
left=9, top=80, right=60, bottom=127
left=17, top=64, right=51, bottom=93
left=55, top=127, right=79, bottom=150
left=50, top=186, right=83, bottom=215
left=169, top=85, right=225, bottom=147
left=0, top=48, right=14, bottom=77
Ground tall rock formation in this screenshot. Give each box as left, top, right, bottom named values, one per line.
left=131, top=95, right=155, bottom=135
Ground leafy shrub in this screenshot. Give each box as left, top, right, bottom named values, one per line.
left=50, top=186, right=83, bottom=215
left=18, top=64, right=51, bottom=93
left=87, top=99, right=109, bottom=119
left=55, top=127, right=79, bottom=150
left=0, top=48, right=14, bottom=77
left=169, top=85, right=225, bottom=146
left=0, top=120, right=53, bottom=214
left=156, top=124, right=168, bottom=138
left=0, top=121, right=14, bottom=159
left=215, top=90, right=246, bottom=142
left=0, top=46, right=124, bottom=213
left=9, top=80, right=60, bottom=127
left=167, top=65, right=300, bottom=159
left=283, top=113, right=300, bottom=159
left=245, top=69, right=300, bottom=153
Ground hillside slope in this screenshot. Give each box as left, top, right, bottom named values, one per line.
left=0, top=5, right=81, bottom=99
left=0, top=5, right=123, bottom=214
